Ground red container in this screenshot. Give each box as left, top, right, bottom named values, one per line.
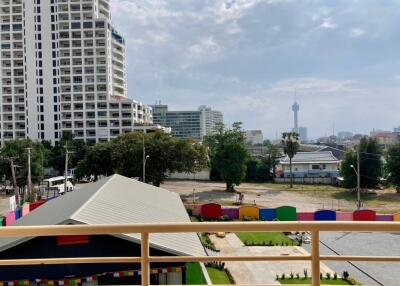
left=29, top=201, right=45, bottom=212
left=201, top=203, right=222, bottom=219
left=353, top=209, right=376, bottom=221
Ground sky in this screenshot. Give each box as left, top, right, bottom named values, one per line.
left=110, top=0, right=400, bottom=140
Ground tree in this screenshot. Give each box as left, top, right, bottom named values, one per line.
left=340, top=137, right=382, bottom=189
left=245, top=157, right=271, bottom=181
left=281, top=132, right=299, bottom=188
left=204, top=122, right=249, bottom=191
left=340, top=151, right=357, bottom=188
left=386, top=144, right=400, bottom=192
left=111, top=131, right=207, bottom=186
left=50, top=134, right=88, bottom=173
left=266, top=144, right=281, bottom=178
left=0, top=140, right=46, bottom=203
left=75, top=142, right=114, bottom=181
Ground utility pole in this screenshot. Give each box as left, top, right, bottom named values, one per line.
left=64, top=145, right=71, bottom=194
left=25, top=148, right=32, bottom=201
left=142, top=133, right=145, bottom=183
left=10, top=158, right=18, bottom=203
left=357, top=148, right=361, bottom=209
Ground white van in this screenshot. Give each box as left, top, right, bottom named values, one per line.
left=43, top=176, right=74, bottom=195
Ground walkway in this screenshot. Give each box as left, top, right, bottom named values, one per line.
left=210, top=233, right=334, bottom=285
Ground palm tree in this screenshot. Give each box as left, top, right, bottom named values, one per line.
left=281, top=132, right=300, bottom=188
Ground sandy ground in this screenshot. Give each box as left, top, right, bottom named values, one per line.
left=162, top=180, right=355, bottom=211
left=210, top=233, right=334, bottom=285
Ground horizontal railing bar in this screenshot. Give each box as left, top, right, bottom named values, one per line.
left=320, top=255, right=400, bottom=262
left=0, top=221, right=400, bottom=237
left=3, top=255, right=400, bottom=266
left=0, top=257, right=141, bottom=266
left=148, top=255, right=312, bottom=262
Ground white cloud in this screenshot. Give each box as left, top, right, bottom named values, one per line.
left=272, top=78, right=357, bottom=93
left=349, top=28, right=366, bottom=38
left=219, top=95, right=273, bottom=113
left=146, top=31, right=172, bottom=44
left=226, top=21, right=242, bottom=35
left=319, top=17, right=337, bottom=29
left=393, top=75, right=400, bottom=80
left=212, top=0, right=262, bottom=23
left=188, top=37, right=221, bottom=56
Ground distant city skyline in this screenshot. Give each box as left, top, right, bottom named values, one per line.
left=110, top=0, right=400, bottom=139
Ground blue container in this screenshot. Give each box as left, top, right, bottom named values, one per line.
left=314, top=210, right=336, bottom=221
left=14, top=208, right=21, bottom=220
left=259, top=208, right=276, bottom=221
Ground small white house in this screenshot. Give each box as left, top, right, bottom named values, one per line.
left=279, top=151, right=340, bottom=178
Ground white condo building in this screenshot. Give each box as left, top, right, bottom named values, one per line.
left=0, top=0, right=152, bottom=146
left=198, top=105, right=223, bottom=138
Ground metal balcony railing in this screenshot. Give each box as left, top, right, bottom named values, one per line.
left=0, top=221, right=399, bottom=286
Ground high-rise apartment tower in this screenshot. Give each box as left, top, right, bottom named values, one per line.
left=0, top=0, right=152, bottom=145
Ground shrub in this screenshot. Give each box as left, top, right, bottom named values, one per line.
left=243, top=216, right=253, bottom=221
left=281, top=274, right=285, bottom=280
left=347, top=277, right=361, bottom=285
left=187, top=209, right=193, bottom=216
left=225, top=268, right=236, bottom=284
left=333, top=272, right=337, bottom=280
left=320, top=273, right=323, bottom=279
left=290, top=272, right=294, bottom=279
left=269, top=240, right=273, bottom=246
left=296, top=273, right=300, bottom=279
left=303, top=268, right=308, bottom=279
left=343, top=271, right=349, bottom=280
left=219, top=215, right=231, bottom=221
left=276, top=274, right=279, bottom=280
left=326, top=273, right=331, bottom=279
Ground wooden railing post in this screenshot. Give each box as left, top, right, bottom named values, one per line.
left=311, top=230, right=320, bottom=286
left=141, top=232, right=150, bottom=286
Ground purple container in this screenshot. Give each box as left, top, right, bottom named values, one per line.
left=376, top=214, right=393, bottom=221
left=221, top=208, right=239, bottom=220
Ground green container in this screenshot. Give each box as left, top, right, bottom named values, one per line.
left=276, top=206, right=296, bottom=221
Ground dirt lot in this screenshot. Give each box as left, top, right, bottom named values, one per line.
left=161, top=180, right=400, bottom=213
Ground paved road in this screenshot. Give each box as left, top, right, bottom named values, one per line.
left=210, top=233, right=334, bottom=285
left=303, top=232, right=400, bottom=286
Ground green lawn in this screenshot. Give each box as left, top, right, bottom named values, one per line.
left=186, top=262, right=206, bottom=285
left=235, top=232, right=298, bottom=246
left=206, top=267, right=231, bottom=284
left=277, top=278, right=352, bottom=285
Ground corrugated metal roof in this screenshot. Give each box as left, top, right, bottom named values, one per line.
left=280, top=151, right=339, bottom=164
left=0, top=175, right=205, bottom=257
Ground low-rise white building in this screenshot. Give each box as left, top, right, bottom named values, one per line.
left=279, top=151, right=340, bottom=178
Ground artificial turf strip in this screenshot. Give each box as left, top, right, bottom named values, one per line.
left=186, top=262, right=206, bottom=285
left=235, top=232, right=298, bottom=246
left=206, top=267, right=231, bottom=284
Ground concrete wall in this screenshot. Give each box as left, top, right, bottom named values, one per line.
left=274, top=177, right=337, bottom=185
left=168, top=170, right=210, bottom=181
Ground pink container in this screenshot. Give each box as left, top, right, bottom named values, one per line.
left=22, top=203, right=30, bottom=217
left=336, top=212, right=353, bottom=221
left=296, top=212, right=315, bottom=221
left=191, top=205, right=202, bottom=216
left=5, top=211, right=15, bottom=226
